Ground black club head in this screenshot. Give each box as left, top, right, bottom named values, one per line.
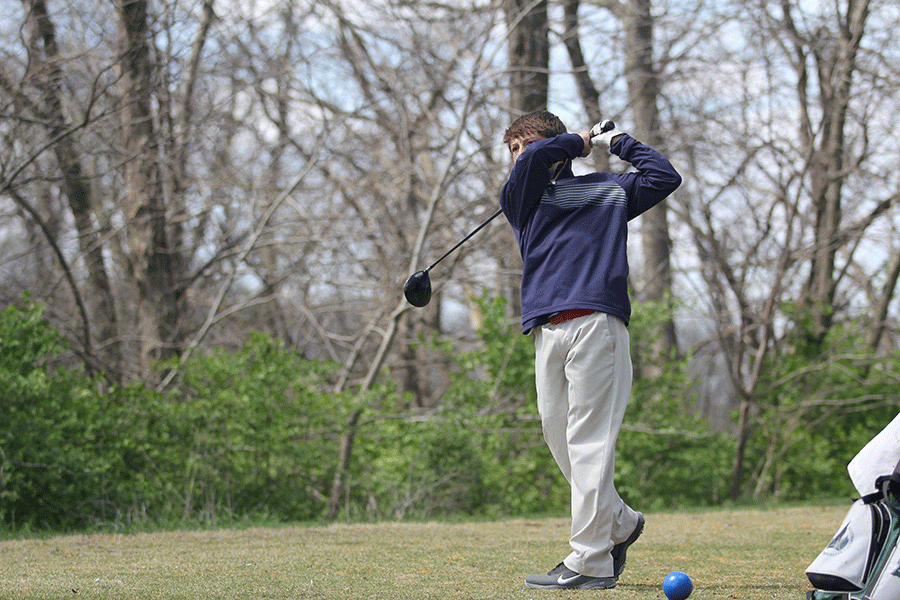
left=404, top=270, right=432, bottom=307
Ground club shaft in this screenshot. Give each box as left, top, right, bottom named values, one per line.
left=427, top=208, right=503, bottom=272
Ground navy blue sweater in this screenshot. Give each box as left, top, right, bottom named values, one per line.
left=500, top=132, right=682, bottom=333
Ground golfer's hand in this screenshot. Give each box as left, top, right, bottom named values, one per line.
left=590, top=120, right=626, bottom=148
left=578, top=131, right=593, bottom=157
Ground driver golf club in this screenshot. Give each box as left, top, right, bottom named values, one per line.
left=404, top=207, right=503, bottom=307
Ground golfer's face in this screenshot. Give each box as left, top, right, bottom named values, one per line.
left=508, top=134, right=545, bottom=161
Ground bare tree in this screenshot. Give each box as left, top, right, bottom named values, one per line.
left=622, top=0, right=678, bottom=361
left=1, top=0, right=119, bottom=372
left=231, top=0, right=509, bottom=519
left=505, top=0, right=550, bottom=114
left=787, top=0, right=872, bottom=346
left=560, top=0, right=607, bottom=170
left=672, top=0, right=900, bottom=500
left=113, top=0, right=184, bottom=375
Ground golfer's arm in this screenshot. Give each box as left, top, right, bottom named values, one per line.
left=502, top=135, right=583, bottom=228
left=614, top=137, right=682, bottom=220
left=501, top=156, right=551, bottom=230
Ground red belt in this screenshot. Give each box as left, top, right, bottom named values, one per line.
left=548, top=309, right=595, bottom=326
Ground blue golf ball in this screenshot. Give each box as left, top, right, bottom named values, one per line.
left=663, top=571, right=693, bottom=600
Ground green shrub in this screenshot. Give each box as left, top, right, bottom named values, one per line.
left=4, top=294, right=896, bottom=533
left=0, top=302, right=347, bottom=530
left=152, top=333, right=345, bottom=522
left=733, top=318, right=898, bottom=502
left=0, top=300, right=116, bottom=529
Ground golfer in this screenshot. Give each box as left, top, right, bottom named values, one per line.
left=500, top=110, right=682, bottom=590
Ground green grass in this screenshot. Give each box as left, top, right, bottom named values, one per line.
left=0, top=505, right=846, bottom=599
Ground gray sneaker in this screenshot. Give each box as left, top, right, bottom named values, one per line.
left=612, top=512, right=645, bottom=579
left=525, top=562, right=617, bottom=590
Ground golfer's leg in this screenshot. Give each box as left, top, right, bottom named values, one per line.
left=562, top=313, right=637, bottom=578
left=611, top=491, right=642, bottom=544
left=533, top=327, right=571, bottom=482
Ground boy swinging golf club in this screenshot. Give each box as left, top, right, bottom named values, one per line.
left=404, top=113, right=681, bottom=589
left=501, top=111, right=681, bottom=590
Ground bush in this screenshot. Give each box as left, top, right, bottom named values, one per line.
left=154, top=333, right=345, bottom=522
left=734, top=319, right=898, bottom=502
left=0, top=302, right=347, bottom=530
left=0, top=300, right=117, bottom=529
left=4, top=295, right=896, bottom=533
left=616, top=300, right=733, bottom=509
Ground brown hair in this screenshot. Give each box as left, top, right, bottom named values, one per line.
left=502, top=110, right=568, bottom=147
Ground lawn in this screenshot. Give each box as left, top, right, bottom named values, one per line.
left=0, top=504, right=846, bottom=599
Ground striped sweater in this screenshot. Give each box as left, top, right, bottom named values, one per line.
left=500, top=132, right=682, bottom=333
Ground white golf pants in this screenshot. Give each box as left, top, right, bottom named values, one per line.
left=532, top=311, right=641, bottom=578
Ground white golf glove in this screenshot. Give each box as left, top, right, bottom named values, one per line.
left=590, top=120, right=626, bottom=148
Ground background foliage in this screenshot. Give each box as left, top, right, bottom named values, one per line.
left=3, top=297, right=892, bottom=533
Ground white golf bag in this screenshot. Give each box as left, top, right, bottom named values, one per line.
left=805, top=470, right=900, bottom=600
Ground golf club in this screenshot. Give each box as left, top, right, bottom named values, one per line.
left=404, top=207, right=503, bottom=307
left=403, top=120, right=615, bottom=308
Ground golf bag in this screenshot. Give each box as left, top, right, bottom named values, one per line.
left=805, top=471, right=900, bottom=600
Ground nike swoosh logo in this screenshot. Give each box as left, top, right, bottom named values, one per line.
left=557, top=573, right=581, bottom=585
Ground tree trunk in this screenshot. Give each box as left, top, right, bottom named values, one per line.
left=24, top=0, right=119, bottom=374
left=729, top=397, right=752, bottom=500
left=115, top=0, right=181, bottom=376
left=504, top=0, right=549, bottom=114
left=797, top=0, right=870, bottom=345
left=867, top=251, right=900, bottom=352
left=502, top=0, right=550, bottom=317
left=623, top=0, right=677, bottom=364
left=561, top=0, right=609, bottom=172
